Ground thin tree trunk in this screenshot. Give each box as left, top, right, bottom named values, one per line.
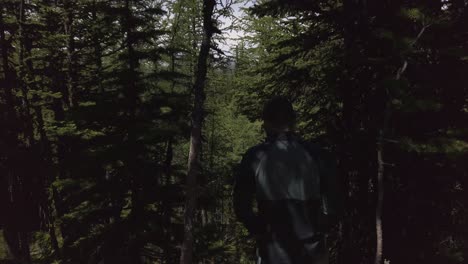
left=0, top=5, right=17, bottom=131
left=17, top=0, right=34, bottom=146
left=375, top=23, right=431, bottom=264
left=18, top=0, right=60, bottom=251
left=64, top=2, right=77, bottom=108
left=0, top=5, right=33, bottom=263
left=91, top=2, right=104, bottom=94
left=190, top=2, right=198, bottom=85
left=179, top=1, right=216, bottom=263
left=169, top=0, right=182, bottom=93
left=34, top=100, right=61, bottom=255
left=42, top=2, right=72, bottom=256
left=375, top=137, right=385, bottom=264
left=3, top=230, right=31, bottom=264
left=162, top=138, right=173, bottom=264
left=123, top=0, right=142, bottom=262
left=338, top=1, right=365, bottom=263
left=374, top=61, right=406, bottom=264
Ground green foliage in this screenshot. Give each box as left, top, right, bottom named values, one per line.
left=401, top=137, right=468, bottom=155
left=237, top=1, right=468, bottom=263
left=0, top=233, right=9, bottom=259
left=1, top=0, right=467, bottom=263
left=400, top=7, right=425, bottom=22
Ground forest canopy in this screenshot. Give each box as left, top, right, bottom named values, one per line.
left=0, top=0, right=467, bottom=263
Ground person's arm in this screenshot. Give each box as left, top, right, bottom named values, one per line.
left=233, top=149, right=262, bottom=236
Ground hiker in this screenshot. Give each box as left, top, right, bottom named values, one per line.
left=233, top=96, right=341, bottom=264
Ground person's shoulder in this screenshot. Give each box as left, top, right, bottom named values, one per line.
left=235, top=143, right=269, bottom=176
left=242, top=141, right=271, bottom=165
left=241, top=141, right=270, bottom=161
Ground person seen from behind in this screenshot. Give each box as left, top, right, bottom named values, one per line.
left=233, top=96, right=342, bottom=264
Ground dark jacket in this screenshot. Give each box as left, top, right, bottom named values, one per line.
left=233, top=133, right=340, bottom=263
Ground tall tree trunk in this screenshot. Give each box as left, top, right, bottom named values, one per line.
left=3, top=230, right=31, bottom=264
left=338, top=1, right=366, bottom=263
left=43, top=1, right=70, bottom=256
left=123, top=0, right=142, bottom=262
left=374, top=23, right=431, bottom=264
left=35, top=102, right=61, bottom=255
left=91, top=2, right=104, bottom=94
left=0, top=4, right=17, bottom=133
left=179, top=1, right=216, bottom=263
left=169, top=0, right=182, bottom=93
left=1, top=4, right=32, bottom=263
left=17, top=0, right=34, bottom=146
left=162, top=138, right=173, bottom=264
left=162, top=7, right=181, bottom=260
left=64, top=2, right=77, bottom=108
left=374, top=61, right=407, bottom=264
left=17, top=0, right=60, bottom=253
left=189, top=1, right=198, bottom=85
left=1, top=2, right=18, bottom=259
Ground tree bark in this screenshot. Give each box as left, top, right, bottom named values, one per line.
left=17, top=0, right=34, bottom=146
left=375, top=61, right=406, bottom=264
left=179, top=1, right=216, bottom=263
left=91, top=2, right=104, bottom=94
left=0, top=4, right=17, bottom=134
left=1, top=4, right=33, bottom=263
left=64, top=2, right=77, bottom=108
left=375, top=23, right=431, bottom=264
left=338, top=1, right=370, bottom=263
left=123, top=0, right=142, bottom=262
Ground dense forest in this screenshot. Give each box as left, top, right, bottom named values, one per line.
left=0, top=0, right=467, bottom=263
